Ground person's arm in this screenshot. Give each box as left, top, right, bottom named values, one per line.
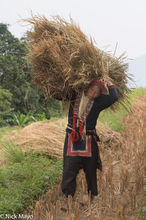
left=99, top=82, right=119, bottom=111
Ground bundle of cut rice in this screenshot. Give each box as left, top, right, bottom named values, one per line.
left=25, top=15, right=133, bottom=108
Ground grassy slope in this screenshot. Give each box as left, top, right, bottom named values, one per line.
left=99, top=88, right=146, bottom=131
left=0, top=143, right=62, bottom=215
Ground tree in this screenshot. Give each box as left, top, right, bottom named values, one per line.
left=0, top=23, right=30, bottom=113
left=0, top=86, right=13, bottom=126
left=0, top=86, right=12, bottom=112
left=0, top=24, right=63, bottom=119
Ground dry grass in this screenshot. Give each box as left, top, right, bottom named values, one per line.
left=5, top=120, right=65, bottom=159
left=25, top=15, right=133, bottom=109
left=4, top=118, right=122, bottom=161
left=29, top=95, right=145, bottom=220
left=3, top=95, right=145, bottom=219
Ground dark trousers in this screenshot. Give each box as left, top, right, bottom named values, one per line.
left=61, top=133, right=101, bottom=197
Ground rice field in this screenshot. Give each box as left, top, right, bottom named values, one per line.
left=30, top=94, right=146, bottom=220
left=0, top=89, right=145, bottom=219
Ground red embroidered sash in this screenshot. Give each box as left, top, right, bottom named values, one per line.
left=68, top=94, right=94, bottom=156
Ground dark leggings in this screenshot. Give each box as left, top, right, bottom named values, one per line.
left=61, top=156, right=98, bottom=197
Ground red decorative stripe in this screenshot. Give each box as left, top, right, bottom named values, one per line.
left=67, top=134, right=92, bottom=156
left=71, top=94, right=94, bottom=143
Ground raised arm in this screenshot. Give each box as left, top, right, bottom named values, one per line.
left=98, top=82, right=119, bottom=111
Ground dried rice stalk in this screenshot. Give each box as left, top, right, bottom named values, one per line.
left=25, top=15, right=133, bottom=109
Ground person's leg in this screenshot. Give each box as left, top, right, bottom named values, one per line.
left=61, top=156, right=82, bottom=198
left=82, top=136, right=102, bottom=198
left=82, top=157, right=98, bottom=197
left=61, top=133, right=82, bottom=197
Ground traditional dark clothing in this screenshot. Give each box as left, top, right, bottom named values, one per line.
left=61, top=83, right=118, bottom=198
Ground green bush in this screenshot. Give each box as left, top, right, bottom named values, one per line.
left=13, top=113, right=36, bottom=127
left=34, top=112, right=46, bottom=121
left=0, top=109, right=15, bottom=127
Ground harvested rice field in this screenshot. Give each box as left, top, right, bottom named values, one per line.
left=0, top=94, right=145, bottom=220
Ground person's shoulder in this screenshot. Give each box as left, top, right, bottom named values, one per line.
left=94, top=95, right=103, bottom=104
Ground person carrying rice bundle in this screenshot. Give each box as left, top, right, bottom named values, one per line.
left=25, top=15, right=132, bottom=210
left=59, top=78, right=118, bottom=210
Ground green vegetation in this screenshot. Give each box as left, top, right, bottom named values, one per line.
left=13, top=113, right=36, bottom=127
left=0, top=87, right=13, bottom=127
left=0, top=87, right=12, bottom=112
left=0, top=142, right=62, bottom=215
left=0, top=23, right=63, bottom=127
left=99, top=88, right=146, bottom=131
left=127, top=87, right=146, bottom=101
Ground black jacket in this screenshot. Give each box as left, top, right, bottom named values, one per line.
left=66, top=87, right=118, bottom=131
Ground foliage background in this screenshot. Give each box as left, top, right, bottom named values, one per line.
left=0, top=23, right=63, bottom=127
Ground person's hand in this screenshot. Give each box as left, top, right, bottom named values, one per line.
left=107, top=79, right=114, bottom=86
